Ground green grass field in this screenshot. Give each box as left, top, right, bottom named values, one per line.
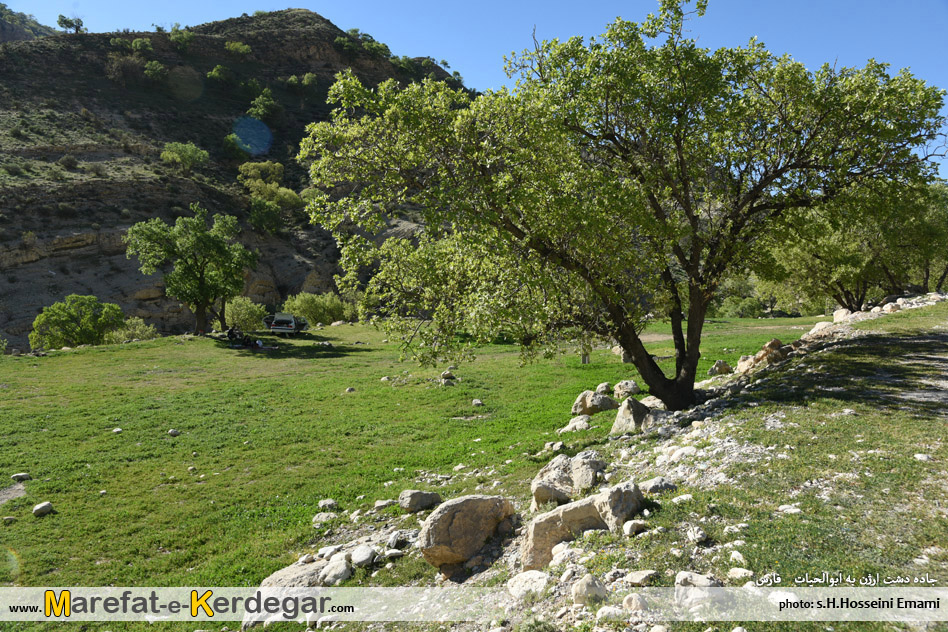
left=1, top=308, right=946, bottom=632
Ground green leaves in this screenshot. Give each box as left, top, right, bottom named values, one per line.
left=29, top=295, right=125, bottom=350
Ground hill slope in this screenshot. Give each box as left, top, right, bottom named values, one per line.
left=0, top=3, right=55, bottom=43
left=0, top=9, right=450, bottom=349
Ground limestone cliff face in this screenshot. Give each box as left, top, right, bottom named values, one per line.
left=0, top=9, right=448, bottom=349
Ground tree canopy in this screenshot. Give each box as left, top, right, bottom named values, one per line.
left=299, top=0, right=944, bottom=410
left=29, top=294, right=124, bottom=350
left=124, top=204, right=256, bottom=333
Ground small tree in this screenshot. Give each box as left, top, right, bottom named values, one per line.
left=131, top=38, right=153, bottom=53
left=248, top=196, right=282, bottom=233
left=169, top=23, right=194, bottom=52
left=225, top=40, right=252, bottom=57
left=238, top=161, right=283, bottom=185
left=247, top=88, right=282, bottom=124
left=57, top=15, right=84, bottom=33
left=29, top=295, right=125, bottom=350
left=207, top=64, right=234, bottom=85
left=144, top=61, right=168, bottom=82
left=103, top=317, right=160, bottom=344
left=124, top=203, right=257, bottom=333
left=225, top=296, right=267, bottom=332
left=160, top=141, right=209, bottom=175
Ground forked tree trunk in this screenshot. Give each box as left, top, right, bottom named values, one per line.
left=194, top=304, right=208, bottom=335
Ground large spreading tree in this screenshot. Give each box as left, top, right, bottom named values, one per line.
left=299, top=0, right=944, bottom=410
left=124, top=204, right=256, bottom=333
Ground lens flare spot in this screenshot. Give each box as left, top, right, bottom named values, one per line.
left=232, top=116, right=273, bottom=156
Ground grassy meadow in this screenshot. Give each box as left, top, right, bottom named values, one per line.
left=2, top=307, right=947, bottom=632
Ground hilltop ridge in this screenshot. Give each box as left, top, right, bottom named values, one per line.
left=0, top=3, right=55, bottom=42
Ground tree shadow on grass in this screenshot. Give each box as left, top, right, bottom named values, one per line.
left=211, top=332, right=376, bottom=361
left=737, top=332, right=948, bottom=418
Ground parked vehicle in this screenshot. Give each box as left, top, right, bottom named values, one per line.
left=263, top=313, right=308, bottom=335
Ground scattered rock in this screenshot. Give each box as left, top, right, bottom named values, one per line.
left=318, top=499, right=339, bottom=510
left=882, top=302, right=901, bottom=313
left=626, top=570, right=658, bottom=586
left=530, top=454, right=574, bottom=510
left=398, top=489, right=442, bottom=513
left=522, top=482, right=644, bottom=570
left=613, top=380, right=641, bottom=399
left=311, top=512, right=338, bottom=524
left=32, top=501, right=53, bottom=517
left=833, top=308, right=852, bottom=323
left=417, top=495, right=516, bottom=567
left=571, top=573, right=608, bottom=605
left=639, top=476, right=677, bottom=494
left=671, top=494, right=693, bottom=504
left=319, top=551, right=353, bottom=586
left=10, top=473, right=30, bottom=482
left=777, top=504, right=801, bottom=514
left=259, top=559, right=328, bottom=587
left=730, top=550, right=746, bottom=565
left=623, top=593, right=647, bottom=612
left=686, top=525, right=708, bottom=543
left=707, top=360, right=733, bottom=376
left=507, top=570, right=550, bottom=600
left=914, top=454, right=932, bottom=462
left=167, top=429, right=180, bottom=437
left=728, top=568, right=754, bottom=580
left=675, top=571, right=721, bottom=587
left=622, top=520, right=649, bottom=536
left=374, top=499, right=397, bottom=510
left=298, top=554, right=314, bottom=564
left=596, top=606, right=625, bottom=622
left=571, top=390, right=619, bottom=416
left=317, top=544, right=342, bottom=558
left=571, top=450, right=606, bottom=490
left=557, top=415, right=591, bottom=434
left=344, top=387, right=355, bottom=393
left=472, top=399, right=484, bottom=407
left=611, top=397, right=653, bottom=435
left=440, top=370, right=455, bottom=380
left=112, top=428, right=122, bottom=434
left=595, top=382, right=612, bottom=395
left=350, top=545, right=378, bottom=568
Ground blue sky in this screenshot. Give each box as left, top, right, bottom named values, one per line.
left=15, top=0, right=948, bottom=171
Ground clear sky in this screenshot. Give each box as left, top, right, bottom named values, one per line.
left=14, top=0, right=948, bottom=172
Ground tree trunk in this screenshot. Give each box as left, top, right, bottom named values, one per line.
left=194, top=303, right=207, bottom=335
left=218, top=300, right=227, bottom=331
left=936, top=264, right=948, bottom=293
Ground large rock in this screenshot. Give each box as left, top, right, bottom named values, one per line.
left=350, top=545, right=377, bottom=568
left=530, top=451, right=606, bottom=511
left=613, top=379, right=641, bottom=400
left=571, top=390, right=619, bottom=416
left=611, top=397, right=652, bottom=435
left=522, top=482, right=644, bottom=570
left=507, top=570, right=550, bottom=600
left=833, top=308, right=852, bottom=323
left=418, top=495, right=515, bottom=567
left=32, top=501, right=54, bottom=517
left=571, top=573, right=608, bottom=605
left=260, top=559, right=329, bottom=587
left=595, top=382, right=612, bottom=395
left=530, top=454, right=574, bottom=510
left=638, top=476, right=677, bottom=494
left=707, top=360, right=733, bottom=376
left=398, top=489, right=442, bottom=513
left=570, top=450, right=606, bottom=490
left=319, top=551, right=353, bottom=586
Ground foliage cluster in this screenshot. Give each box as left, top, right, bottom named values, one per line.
left=160, top=141, right=209, bottom=175
left=102, top=316, right=160, bottom=344
left=29, top=294, right=125, bottom=350
left=225, top=296, right=267, bottom=332
left=282, top=291, right=359, bottom=325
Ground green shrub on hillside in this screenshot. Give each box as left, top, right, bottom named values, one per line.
left=225, top=296, right=267, bottom=332
left=144, top=60, right=168, bottom=82
left=131, top=38, right=153, bottom=54
left=282, top=292, right=358, bottom=325
left=207, top=64, right=234, bottom=85
left=247, top=88, right=282, bottom=124
left=225, top=40, right=251, bottom=57
left=223, top=133, right=250, bottom=160
left=103, top=317, right=160, bottom=344
left=160, top=141, right=209, bottom=175
left=57, top=154, right=78, bottom=170
left=105, top=52, right=145, bottom=86
left=110, top=37, right=132, bottom=50
left=248, top=196, right=282, bottom=233
left=238, top=161, right=283, bottom=185
left=244, top=180, right=302, bottom=211
left=30, top=295, right=125, bottom=350
left=169, top=24, right=194, bottom=52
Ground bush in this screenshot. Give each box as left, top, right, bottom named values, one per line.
left=169, top=24, right=194, bottom=52
left=247, top=88, right=282, bottom=124
left=207, top=64, right=234, bottom=85
left=0, top=337, right=7, bottom=355
left=244, top=180, right=303, bottom=210
left=110, top=37, right=131, bottom=50
left=103, top=317, right=160, bottom=344
left=29, top=294, right=125, bottom=350
left=223, top=133, right=250, bottom=160
left=225, top=40, right=251, bottom=57
left=57, top=154, right=78, bottom=169
left=282, top=292, right=357, bottom=325
left=144, top=60, right=168, bottom=82
left=248, top=196, right=282, bottom=233
left=105, top=52, right=144, bottom=86
left=238, top=161, right=283, bottom=185
left=131, top=38, right=153, bottom=53
left=160, top=141, right=209, bottom=175
left=226, top=296, right=267, bottom=332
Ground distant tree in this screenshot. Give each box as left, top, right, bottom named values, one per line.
left=206, top=64, right=234, bottom=85
left=247, top=88, right=282, bottom=124
left=110, top=37, right=132, bottom=50
left=57, top=15, right=78, bottom=33
left=225, top=40, right=252, bottom=57
left=124, top=204, right=257, bottom=332
left=152, top=23, right=166, bottom=33
left=105, top=52, right=145, bottom=87
left=131, top=38, right=153, bottom=53
left=248, top=196, right=282, bottom=233
left=160, top=141, right=209, bottom=175
left=169, top=23, right=194, bottom=52
left=29, top=294, right=125, bottom=350
left=143, top=60, right=168, bottom=82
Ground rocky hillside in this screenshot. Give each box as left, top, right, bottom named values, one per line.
left=0, top=4, right=55, bottom=43
left=0, top=9, right=448, bottom=349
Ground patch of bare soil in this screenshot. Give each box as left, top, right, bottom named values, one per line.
left=0, top=482, right=26, bottom=505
